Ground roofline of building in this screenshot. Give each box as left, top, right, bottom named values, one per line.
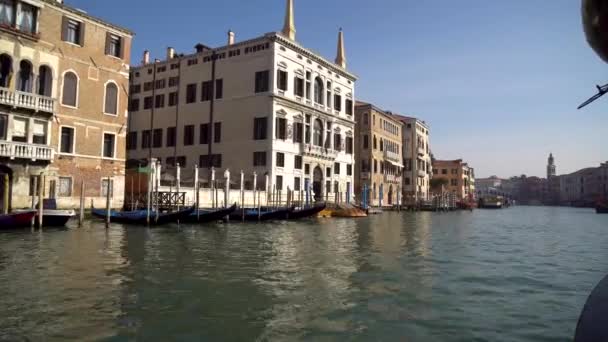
left=131, top=32, right=357, bottom=81
left=354, top=100, right=403, bottom=126
left=42, top=0, right=134, bottom=36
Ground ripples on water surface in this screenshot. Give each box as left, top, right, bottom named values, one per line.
left=0, top=206, right=607, bottom=341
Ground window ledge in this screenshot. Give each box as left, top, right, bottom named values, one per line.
left=0, top=24, right=39, bottom=41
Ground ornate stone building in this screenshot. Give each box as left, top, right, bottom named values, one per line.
left=0, top=0, right=132, bottom=209
left=126, top=0, right=356, bottom=201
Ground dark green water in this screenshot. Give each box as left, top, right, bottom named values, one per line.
left=0, top=206, right=607, bottom=341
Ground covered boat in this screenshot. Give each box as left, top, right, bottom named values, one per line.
left=279, top=204, right=326, bottom=220
left=92, top=207, right=194, bottom=226
left=0, top=211, right=36, bottom=229
left=183, top=204, right=237, bottom=223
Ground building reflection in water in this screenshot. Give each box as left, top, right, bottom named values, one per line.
left=257, top=219, right=360, bottom=340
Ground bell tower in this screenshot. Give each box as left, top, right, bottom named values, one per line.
left=547, top=153, right=556, bottom=179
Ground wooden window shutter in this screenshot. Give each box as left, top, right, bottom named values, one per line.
left=79, top=22, right=85, bottom=46
left=61, top=16, right=68, bottom=41
left=105, top=32, right=111, bottom=55
left=119, top=37, right=125, bottom=59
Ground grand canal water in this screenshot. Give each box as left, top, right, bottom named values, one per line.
left=0, top=206, right=607, bottom=341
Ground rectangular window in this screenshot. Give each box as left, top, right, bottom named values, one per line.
left=168, top=77, right=179, bottom=87
left=63, top=18, right=83, bottom=45
left=294, top=155, right=302, bottom=170
left=334, top=134, right=342, bottom=152
left=326, top=181, right=331, bottom=195
left=153, top=128, right=163, bottom=148
left=345, top=99, right=353, bottom=115
left=363, top=135, right=369, bottom=149
left=58, top=177, right=72, bottom=197
left=129, top=98, right=140, bottom=112
left=305, top=164, right=310, bottom=175
left=277, top=70, right=288, bottom=91
left=155, top=94, right=165, bottom=108
left=212, top=154, right=222, bottom=168
left=216, top=79, right=223, bottom=99
left=103, top=133, right=115, bottom=158
left=275, top=117, right=287, bottom=140
left=143, top=96, right=153, bottom=109
left=106, top=33, right=122, bottom=58
left=126, top=131, right=137, bottom=150
left=276, top=152, right=285, bottom=167
left=60, top=126, right=74, bottom=154
left=255, top=70, right=269, bottom=93
left=293, top=122, right=303, bottom=143
left=334, top=162, right=341, bottom=175
left=253, top=117, right=267, bottom=140
left=186, top=83, right=197, bottom=103
left=143, top=82, right=153, bottom=92
left=405, top=178, right=411, bottom=186
left=347, top=164, right=352, bottom=176
left=451, top=179, right=458, bottom=186
left=326, top=167, right=331, bottom=178
left=253, top=151, right=267, bottom=166
left=451, top=169, right=458, bottom=175
left=200, top=124, right=209, bottom=144
left=214, top=122, right=221, bottom=143
left=101, top=178, right=114, bottom=197
left=294, top=177, right=301, bottom=191
left=32, top=120, right=47, bottom=144
left=345, top=137, right=353, bottom=154
left=334, top=94, right=342, bottom=111
left=142, top=130, right=151, bottom=149
left=442, top=169, right=447, bottom=175
left=184, top=125, right=194, bottom=146
left=168, top=92, right=178, bottom=106
left=276, top=175, right=283, bottom=191
left=334, top=181, right=339, bottom=193
left=29, top=176, right=40, bottom=196
left=130, top=84, right=141, bottom=94
left=166, top=127, right=176, bottom=147
left=177, top=156, right=187, bottom=167
left=201, top=80, right=213, bottom=101
left=166, top=157, right=176, bottom=167
left=294, top=77, right=304, bottom=97
left=155, top=79, right=166, bottom=89
left=11, top=117, right=27, bottom=143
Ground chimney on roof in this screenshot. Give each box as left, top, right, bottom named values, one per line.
left=167, top=47, right=175, bottom=60
left=142, top=50, right=150, bottom=65
left=228, top=30, right=235, bottom=45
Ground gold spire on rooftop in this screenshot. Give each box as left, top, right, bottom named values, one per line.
left=281, top=0, right=296, bottom=40
left=335, top=28, right=346, bottom=68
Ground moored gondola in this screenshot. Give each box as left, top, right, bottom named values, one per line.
left=91, top=206, right=194, bottom=226
left=229, top=207, right=293, bottom=222
left=183, top=204, right=237, bottom=223
left=279, top=204, right=326, bottom=220
left=0, top=211, right=36, bottom=229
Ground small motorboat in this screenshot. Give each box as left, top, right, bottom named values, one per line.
left=229, top=207, right=293, bottom=222
left=279, top=204, right=326, bottom=220
left=0, top=211, right=36, bottom=229
left=92, top=206, right=194, bottom=226
left=18, top=200, right=76, bottom=227
left=183, top=204, right=237, bottom=223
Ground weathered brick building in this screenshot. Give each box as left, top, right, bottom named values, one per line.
left=0, top=0, right=132, bottom=209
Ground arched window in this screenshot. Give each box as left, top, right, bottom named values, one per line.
left=313, top=119, right=323, bottom=147
left=373, top=135, right=377, bottom=149
left=0, top=54, right=12, bottom=88
left=380, top=139, right=384, bottom=151
left=314, top=77, right=323, bottom=104
left=17, top=60, right=33, bottom=92
left=104, top=82, right=118, bottom=115
left=62, top=71, right=78, bottom=107
left=37, top=66, right=52, bottom=97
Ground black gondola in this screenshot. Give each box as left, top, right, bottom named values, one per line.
left=597, top=205, right=608, bottom=214
left=229, top=207, right=293, bottom=222
left=182, top=204, right=237, bottom=223
left=91, top=207, right=195, bottom=226
left=279, top=204, right=326, bottom=220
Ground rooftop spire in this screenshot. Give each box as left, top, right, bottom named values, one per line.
left=335, top=28, right=346, bottom=68
left=281, top=0, right=296, bottom=40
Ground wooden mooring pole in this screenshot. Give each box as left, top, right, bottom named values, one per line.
left=37, top=173, right=44, bottom=230
left=79, top=180, right=85, bottom=227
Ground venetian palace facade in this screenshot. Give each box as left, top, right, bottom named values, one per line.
left=126, top=0, right=356, bottom=201
left=432, top=159, right=476, bottom=199
left=0, top=0, right=132, bottom=209
left=354, top=101, right=403, bottom=206
left=395, top=115, right=432, bottom=201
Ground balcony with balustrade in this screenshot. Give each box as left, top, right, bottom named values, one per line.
left=384, top=150, right=402, bottom=164
left=0, top=140, right=53, bottom=161
left=0, top=87, right=56, bottom=114
left=301, top=142, right=338, bottom=160
left=384, top=173, right=402, bottom=184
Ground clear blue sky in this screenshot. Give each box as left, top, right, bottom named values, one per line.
left=68, top=0, right=607, bottom=178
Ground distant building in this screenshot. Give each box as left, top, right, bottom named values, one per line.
left=126, top=0, right=356, bottom=201
left=547, top=153, right=556, bottom=179
left=432, top=159, right=475, bottom=199
left=560, top=162, right=608, bottom=206
left=354, top=101, right=403, bottom=206
left=393, top=115, right=432, bottom=201
left=476, top=176, right=511, bottom=197
left=0, top=0, right=133, bottom=209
